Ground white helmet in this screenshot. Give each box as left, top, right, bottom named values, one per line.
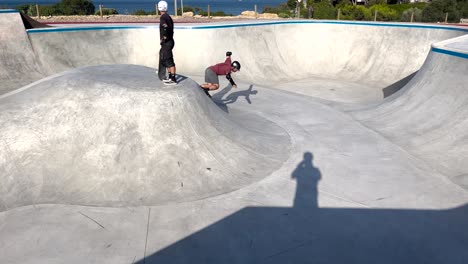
left=158, top=1, right=168, bottom=11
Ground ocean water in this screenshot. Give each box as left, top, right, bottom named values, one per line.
left=1, top=0, right=286, bottom=15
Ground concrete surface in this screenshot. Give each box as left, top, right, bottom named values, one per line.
left=0, top=10, right=468, bottom=264
left=0, top=10, right=44, bottom=94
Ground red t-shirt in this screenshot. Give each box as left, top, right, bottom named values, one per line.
left=209, top=57, right=232, bottom=76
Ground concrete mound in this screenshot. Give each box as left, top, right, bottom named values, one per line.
left=0, top=64, right=290, bottom=211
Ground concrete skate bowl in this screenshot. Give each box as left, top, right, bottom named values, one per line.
left=1, top=9, right=468, bottom=212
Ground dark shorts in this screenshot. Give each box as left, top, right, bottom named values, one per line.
left=205, top=68, right=219, bottom=84
left=159, top=39, right=175, bottom=68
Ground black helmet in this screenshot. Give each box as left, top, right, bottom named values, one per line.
left=231, top=61, right=241, bottom=71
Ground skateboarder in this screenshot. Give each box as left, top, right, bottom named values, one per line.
left=200, top=52, right=241, bottom=95
left=157, top=0, right=177, bottom=85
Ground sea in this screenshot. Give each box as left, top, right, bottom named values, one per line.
left=1, top=0, right=287, bottom=15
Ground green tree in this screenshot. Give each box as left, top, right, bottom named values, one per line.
left=369, top=4, right=399, bottom=21
left=366, top=0, right=387, bottom=7
left=40, top=5, right=59, bottom=16
left=312, top=1, right=337, bottom=19
left=16, top=4, right=35, bottom=16
left=400, top=7, right=422, bottom=22
left=95, top=8, right=118, bottom=15
left=341, top=4, right=372, bottom=20
left=55, top=0, right=95, bottom=15
left=263, top=3, right=291, bottom=16
left=422, top=0, right=459, bottom=23
left=132, top=9, right=148, bottom=15
left=458, top=0, right=468, bottom=19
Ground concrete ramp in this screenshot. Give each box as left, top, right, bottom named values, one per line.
left=25, top=21, right=468, bottom=101
left=0, top=64, right=290, bottom=211
left=352, top=35, right=468, bottom=188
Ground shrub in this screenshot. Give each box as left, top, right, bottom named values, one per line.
left=177, top=6, right=207, bottom=16
left=400, top=7, right=422, bottom=22
left=340, top=4, right=372, bottom=20
left=459, top=0, right=468, bottom=19
left=422, top=0, right=460, bottom=23
left=40, top=5, right=59, bottom=16
left=263, top=3, right=290, bottom=15
left=388, top=3, right=427, bottom=17
left=197, top=9, right=231, bottom=16
left=369, top=4, right=399, bottom=21
left=55, top=0, right=95, bottom=15
left=132, top=9, right=148, bottom=15
left=95, top=8, right=118, bottom=15
left=16, top=4, right=35, bottom=16
left=367, top=0, right=387, bottom=6
left=312, top=1, right=337, bottom=19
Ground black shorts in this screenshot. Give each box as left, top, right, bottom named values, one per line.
left=159, top=39, right=175, bottom=68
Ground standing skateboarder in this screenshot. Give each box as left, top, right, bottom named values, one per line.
left=157, top=0, right=177, bottom=85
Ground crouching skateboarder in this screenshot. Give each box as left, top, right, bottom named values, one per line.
left=157, top=0, right=177, bottom=85
left=200, top=51, right=241, bottom=97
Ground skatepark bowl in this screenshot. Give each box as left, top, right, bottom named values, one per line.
left=1, top=9, right=468, bottom=263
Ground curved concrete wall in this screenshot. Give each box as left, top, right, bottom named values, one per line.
left=352, top=35, right=468, bottom=185
left=0, top=10, right=43, bottom=94
left=26, top=21, right=468, bottom=88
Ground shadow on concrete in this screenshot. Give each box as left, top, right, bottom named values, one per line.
left=212, top=85, right=259, bottom=113
left=382, top=71, right=418, bottom=98
left=137, top=151, right=468, bottom=264
left=19, top=12, right=51, bottom=29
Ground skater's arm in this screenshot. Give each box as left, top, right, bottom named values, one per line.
left=160, top=16, right=170, bottom=41
left=226, top=73, right=237, bottom=88
left=224, top=56, right=232, bottom=66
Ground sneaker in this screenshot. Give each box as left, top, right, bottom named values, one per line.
left=163, top=79, right=177, bottom=86
left=162, top=78, right=172, bottom=83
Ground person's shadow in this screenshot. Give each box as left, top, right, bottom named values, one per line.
left=138, top=151, right=468, bottom=264
left=212, top=85, right=259, bottom=113
left=291, top=152, right=321, bottom=209
left=222, top=85, right=258, bottom=105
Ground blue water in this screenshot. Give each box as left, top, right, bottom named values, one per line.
left=1, top=0, right=286, bottom=15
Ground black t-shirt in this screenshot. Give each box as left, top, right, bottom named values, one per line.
left=159, top=13, right=174, bottom=41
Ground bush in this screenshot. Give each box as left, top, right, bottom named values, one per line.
left=387, top=3, right=427, bottom=17
left=367, top=0, right=387, bottom=6
left=400, top=7, right=422, bottom=22
left=263, top=3, right=290, bottom=15
left=40, top=5, right=59, bottom=16
left=16, top=4, right=59, bottom=16
left=16, top=4, right=34, bottom=16
left=132, top=9, right=148, bottom=15
left=95, top=8, right=118, bottom=15
left=16, top=0, right=95, bottom=16
left=459, top=0, right=468, bottom=19
left=55, top=0, right=95, bottom=15
left=340, top=4, right=372, bottom=20
left=177, top=6, right=206, bottom=16
left=369, top=4, right=399, bottom=21
left=422, top=0, right=460, bottom=23
left=311, top=1, right=337, bottom=19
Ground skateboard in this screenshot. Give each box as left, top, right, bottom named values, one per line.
left=158, top=57, right=166, bottom=81
left=199, top=86, right=212, bottom=98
